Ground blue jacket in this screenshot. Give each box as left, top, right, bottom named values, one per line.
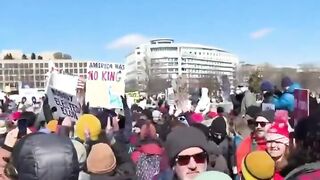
left=273, top=83, right=301, bottom=112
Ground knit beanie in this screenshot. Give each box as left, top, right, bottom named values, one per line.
left=266, top=112, right=289, bottom=146
left=241, top=151, right=275, bottom=180
left=191, top=113, right=204, bottom=123
left=75, top=114, right=101, bottom=141
left=260, top=81, right=274, bottom=93
left=281, top=76, right=293, bottom=88
left=165, top=126, right=209, bottom=166
left=195, top=171, right=232, bottom=180
left=71, top=140, right=87, bottom=169
left=245, top=106, right=262, bottom=119
left=256, top=110, right=275, bottom=123
left=86, top=143, right=116, bottom=174
left=210, top=117, right=227, bottom=145
left=191, top=123, right=210, bottom=140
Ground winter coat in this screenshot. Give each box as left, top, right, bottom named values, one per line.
left=285, top=162, right=320, bottom=180
left=273, top=83, right=301, bottom=112
left=240, top=91, right=258, bottom=116
left=11, top=133, right=79, bottom=180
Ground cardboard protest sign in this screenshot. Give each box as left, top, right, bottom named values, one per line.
left=294, top=89, right=309, bottom=126
left=47, top=86, right=81, bottom=121
left=85, top=62, right=125, bottom=109
left=85, top=79, right=124, bottom=109
left=48, top=72, right=79, bottom=96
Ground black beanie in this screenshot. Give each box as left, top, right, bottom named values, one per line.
left=210, top=117, right=227, bottom=145
left=165, top=126, right=209, bottom=166
left=190, top=123, right=210, bottom=140
left=256, top=110, right=275, bottom=123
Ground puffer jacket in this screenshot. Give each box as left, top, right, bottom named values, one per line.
left=285, top=162, right=320, bottom=180
left=11, top=133, right=79, bottom=180
left=273, top=83, right=301, bottom=112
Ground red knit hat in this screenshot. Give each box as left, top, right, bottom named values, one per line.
left=191, top=113, right=204, bottom=123
left=266, top=118, right=289, bottom=146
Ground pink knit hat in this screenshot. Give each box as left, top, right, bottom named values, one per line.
left=191, top=113, right=204, bottom=123
left=266, top=116, right=289, bottom=146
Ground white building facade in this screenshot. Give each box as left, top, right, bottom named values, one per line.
left=125, top=39, right=239, bottom=91
left=0, top=59, right=88, bottom=91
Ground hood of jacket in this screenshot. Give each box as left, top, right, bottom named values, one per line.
left=287, top=83, right=301, bottom=94
left=11, top=133, right=79, bottom=180
left=285, top=162, right=320, bottom=180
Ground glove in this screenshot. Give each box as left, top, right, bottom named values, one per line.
left=121, top=95, right=128, bottom=109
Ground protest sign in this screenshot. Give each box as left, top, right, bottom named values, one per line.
left=47, top=86, right=81, bottom=121
left=126, top=91, right=140, bottom=103
left=85, top=62, right=125, bottom=109
left=262, top=103, right=275, bottom=111
left=166, top=88, right=175, bottom=106
left=87, top=62, right=125, bottom=82
left=294, top=89, right=309, bottom=126
left=47, top=72, right=79, bottom=96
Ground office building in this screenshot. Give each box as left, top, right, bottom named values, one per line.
left=125, top=38, right=239, bottom=91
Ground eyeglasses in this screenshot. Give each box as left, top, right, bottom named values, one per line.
left=176, top=152, right=207, bottom=166
left=255, top=122, right=268, bottom=127
left=247, top=120, right=268, bottom=128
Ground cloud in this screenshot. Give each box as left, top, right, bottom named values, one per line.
left=250, top=28, right=274, bottom=40
left=106, top=34, right=150, bottom=49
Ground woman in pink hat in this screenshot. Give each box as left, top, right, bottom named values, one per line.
left=266, top=111, right=290, bottom=180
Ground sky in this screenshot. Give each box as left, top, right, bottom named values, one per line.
left=1, top=0, right=320, bottom=66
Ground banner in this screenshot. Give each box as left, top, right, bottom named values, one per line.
left=294, top=89, right=309, bottom=126
left=126, top=91, right=140, bottom=103
left=85, top=62, right=125, bottom=109
left=47, top=86, right=81, bottom=121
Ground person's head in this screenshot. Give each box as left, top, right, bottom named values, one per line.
left=266, top=121, right=289, bottom=160
left=210, top=117, right=227, bottom=145
left=21, top=97, right=26, bottom=104
left=241, top=151, right=275, bottom=180
left=281, top=76, right=293, bottom=91
left=5, top=133, right=79, bottom=180
left=31, top=96, right=36, bottom=104
left=254, top=110, right=275, bottom=138
left=260, top=81, right=274, bottom=95
left=285, top=114, right=320, bottom=171
left=217, top=107, right=224, bottom=115
left=166, top=127, right=209, bottom=180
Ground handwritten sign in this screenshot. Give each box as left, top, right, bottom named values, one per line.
left=47, top=86, right=81, bottom=121
left=294, top=89, right=309, bottom=126
left=87, top=62, right=125, bottom=82
left=85, top=62, right=125, bottom=109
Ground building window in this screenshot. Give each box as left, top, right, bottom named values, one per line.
left=137, top=52, right=140, bottom=55
left=84, top=69, right=87, bottom=73
left=45, top=63, right=48, bottom=68
left=0, top=70, right=2, bottom=75
left=80, top=69, right=83, bottom=73
left=41, top=82, right=45, bottom=87
left=59, top=63, right=63, bottom=68
left=40, top=64, right=43, bottom=68
left=69, top=63, right=73, bottom=68
left=36, top=82, right=40, bottom=87
left=65, top=63, right=69, bottom=68
left=74, top=63, right=77, bottom=67
left=74, top=69, right=78, bottom=73
left=36, top=70, right=39, bottom=74
left=79, top=63, right=83, bottom=68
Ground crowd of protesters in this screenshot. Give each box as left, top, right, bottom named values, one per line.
left=0, top=76, right=318, bottom=179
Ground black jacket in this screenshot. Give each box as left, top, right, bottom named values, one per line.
left=11, top=133, right=79, bottom=180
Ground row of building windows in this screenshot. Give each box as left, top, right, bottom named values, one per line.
left=150, top=47, right=178, bottom=52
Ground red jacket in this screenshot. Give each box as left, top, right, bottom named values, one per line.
left=236, top=135, right=267, bottom=173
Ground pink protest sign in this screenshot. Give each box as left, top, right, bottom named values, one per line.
left=294, top=89, right=309, bottom=126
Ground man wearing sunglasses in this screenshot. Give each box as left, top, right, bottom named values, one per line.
left=166, top=126, right=210, bottom=180
left=236, top=110, right=275, bottom=175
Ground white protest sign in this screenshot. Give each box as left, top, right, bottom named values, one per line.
left=47, top=86, right=81, bottom=121
left=262, top=103, right=275, bottom=111
left=85, top=62, right=125, bottom=109
left=48, top=72, right=79, bottom=96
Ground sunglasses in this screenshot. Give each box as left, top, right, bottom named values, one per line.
left=247, top=121, right=269, bottom=128
left=176, top=152, right=207, bottom=166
